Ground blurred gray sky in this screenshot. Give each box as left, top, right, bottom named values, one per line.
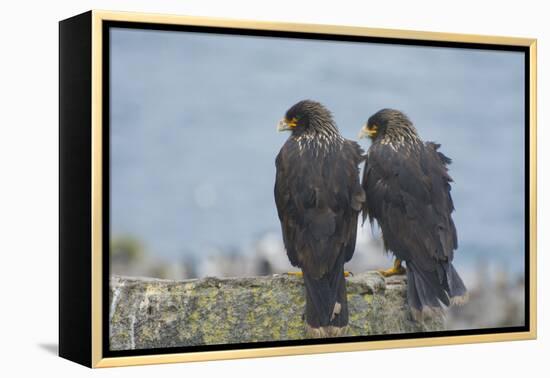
left=110, top=28, right=525, bottom=273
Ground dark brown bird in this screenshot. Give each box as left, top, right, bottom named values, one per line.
left=358, top=109, right=468, bottom=320
left=274, top=100, right=365, bottom=337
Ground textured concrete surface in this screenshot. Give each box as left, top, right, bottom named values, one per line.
left=109, top=272, right=443, bottom=350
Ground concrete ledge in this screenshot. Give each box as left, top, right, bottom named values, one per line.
left=109, top=272, right=443, bottom=350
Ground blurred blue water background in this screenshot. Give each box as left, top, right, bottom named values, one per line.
left=110, top=28, right=525, bottom=282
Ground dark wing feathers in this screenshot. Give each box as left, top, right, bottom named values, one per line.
left=275, top=139, right=364, bottom=278
left=361, top=141, right=456, bottom=272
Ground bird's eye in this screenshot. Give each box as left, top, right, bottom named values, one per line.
left=287, top=117, right=298, bottom=128
left=366, top=124, right=378, bottom=137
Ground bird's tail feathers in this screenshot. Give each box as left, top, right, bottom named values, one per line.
left=406, top=261, right=468, bottom=321
left=303, top=260, right=348, bottom=337
left=404, top=262, right=443, bottom=321
left=447, top=263, right=468, bottom=305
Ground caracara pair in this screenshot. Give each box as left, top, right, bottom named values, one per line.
left=274, top=100, right=467, bottom=337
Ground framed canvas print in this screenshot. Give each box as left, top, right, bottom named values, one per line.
left=59, top=10, right=537, bottom=368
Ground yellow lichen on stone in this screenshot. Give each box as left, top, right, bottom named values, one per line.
left=109, top=273, right=444, bottom=351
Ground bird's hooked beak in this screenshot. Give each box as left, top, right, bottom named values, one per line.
left=277, top=117, right=297, bottom=132
left=358, top=123, right=378, bottom=139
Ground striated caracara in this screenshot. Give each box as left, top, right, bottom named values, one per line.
left=358, top=109, right=468, bottom=320
left=274, top=100, right=365, bottom=337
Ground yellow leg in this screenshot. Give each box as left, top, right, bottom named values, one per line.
left=286, top=271, right=303, bottom=277
left=378, top=259, right=406, bottom=277
left=287, top=271, right=353, bottom=277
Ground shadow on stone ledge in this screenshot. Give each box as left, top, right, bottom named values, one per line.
left=109, top=272, right=444, bottom=350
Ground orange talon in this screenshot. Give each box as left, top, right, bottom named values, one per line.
left=378, top=259, right=406, bottom=277
left=287, top=271, right=352, bottom=277
left=286, top=271, right=303, bottom=277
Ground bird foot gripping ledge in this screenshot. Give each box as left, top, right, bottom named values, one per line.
left=109, top=272, right=444, bottom=351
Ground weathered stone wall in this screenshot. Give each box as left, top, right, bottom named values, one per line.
left=109, top=272, right=443, bottom=350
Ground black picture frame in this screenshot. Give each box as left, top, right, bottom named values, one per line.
left=59, top=10, right=537, bottom=368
